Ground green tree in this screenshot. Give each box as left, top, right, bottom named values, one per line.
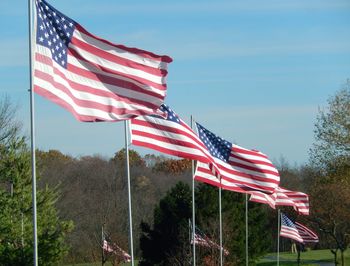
left=139, top=182, right=192, bottom=265
left=0, top=129, right=73, bottom=263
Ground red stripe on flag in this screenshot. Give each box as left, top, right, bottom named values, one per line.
left=71, top=36, right=168, bottom=77
left=76, top=24, right=173, bottom=64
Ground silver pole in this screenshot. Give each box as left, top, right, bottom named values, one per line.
left=219, top=179, right=223, bottom=266
left=101, top=225, right=104, bottom=266
left=191, top=116, right=196, bottom=266
left=277, top=209, right=280, bottom=266
left=28, top=0, right=38, bottom=264
left=188, top=219, right=192, bottom=262
left=245, top=194, right=248, bottom=266
left=124, top=120, right=135, bottom=266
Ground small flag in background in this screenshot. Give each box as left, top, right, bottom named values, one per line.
left=195, top=122, right=280, bottom=193
left=34, top=0, right=172, bottom=122
left=280, top=213, right=318, bottom=243
left=102, top=239, right=115, bottom=253
left=102, top=239, right=131, bottom=262
left=280, top=213, right=304, bottom=243
left=191, top=227, right=229, bottom=256
left=130, top=104, right=218, bottom=169
left=115, top=245, right=132, bottom=263
left=249, top=187, right=310, bottom=215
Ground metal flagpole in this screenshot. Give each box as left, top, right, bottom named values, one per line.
left=124, top=120, right=135, bottom=266
left=101, top=225, right=104, bottom=266
left=191, top=116, right=196, bottom=266
left=28, top=0, right=38, bottom=265
left=277, top=209, right=281, bottom=266
left=188, top=219, right=192, bottom=263
left=219, top=178, right=223, bottom=266
left=245, top=194, right=249, bottom=266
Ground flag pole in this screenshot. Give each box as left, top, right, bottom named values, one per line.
left=219, top=178, right=223, bottom=266
left=245, top=194, right=249, bottom=266
left=191, top=115, right=196, bottom=266
left=124, top=120, right=135, bottom=266
left=28, top=0, right=38, bottom=265
left=188, top=219, right=192, bottom=263
left=101, top=225, right=104, bottom=266
left=277, top=209, right=281, bottom=266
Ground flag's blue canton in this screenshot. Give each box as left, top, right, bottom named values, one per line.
left=35, top=0, right=76, bottom=68
left=157, top=104, right=181, bottom=124
left=196, top=123, right=232, bottom=162
left=281, top=213, right=296, bottom=228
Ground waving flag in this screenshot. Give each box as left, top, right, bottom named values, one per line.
left=130, top=105, right=218, bottom=168
left=103, top=239, right=116, bottom=253
left=195, top=123, right=280, bottom=193
left=191, top=227, right=229, bottom=256
left=102, top=239, right=131, bottom=262
left=115, top=245, right=132, bottom=263
left=249, top=187, right=310, bottom=215
left=280, top=213, right=304, bottom=243
left=295, top=222, right=319, bottom=243
left=34, top=0, right=172, bottom=122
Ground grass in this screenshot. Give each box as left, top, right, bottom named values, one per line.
left=64, top=249, right=350, bottom=266
left=257, top=249, right=350, bottom=266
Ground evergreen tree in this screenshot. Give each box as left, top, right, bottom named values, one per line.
left=0, top=138, right=73, bottom=265
left=139, top=182, right=192, bottom=265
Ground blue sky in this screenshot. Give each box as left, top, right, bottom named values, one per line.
left=1, top=0, right=350, bottom=164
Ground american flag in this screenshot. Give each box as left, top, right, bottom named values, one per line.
left=34, top=0, right=172, bottom=122
left=130, top=104, right=218, bottom=168
left=191, top=228, right=229, bottom=256
left=249, top=187, right=310, bottom=215
left=115, top=245, right=132, bottom=263
left=195, top=123, right=280, bottom=193
left=102, top=239, right=115, bottom=253
left=280, top=213, right=304, bottom=243
left=295, top=222, right=319, bottom=243
left=102, top=240, right=131, bottom=262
